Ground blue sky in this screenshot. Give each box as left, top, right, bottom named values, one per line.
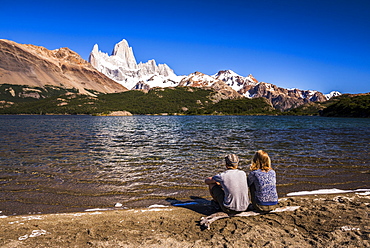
left=1, top=0, right=369, bottom=94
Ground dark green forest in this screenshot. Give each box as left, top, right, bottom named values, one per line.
left=0, top=86, right=277, bottom=115
left=320, top=94, right=370, bottom=117
left=0, top=84, right=369, bottom=117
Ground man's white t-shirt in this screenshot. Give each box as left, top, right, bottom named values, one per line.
left=213, top=169, right=250, bottom=211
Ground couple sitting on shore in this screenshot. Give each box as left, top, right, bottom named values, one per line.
left=205, top=150, right=278, bottom=214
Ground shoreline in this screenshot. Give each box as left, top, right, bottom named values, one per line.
left=2, top=113, right=367, bottom=117
left=1, top=191, right=369, bottom=247
left=1, top=188, right=368, bottom=217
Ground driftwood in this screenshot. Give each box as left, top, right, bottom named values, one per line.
left=200, top=206, right=300, bottom=229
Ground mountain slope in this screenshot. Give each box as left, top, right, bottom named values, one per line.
left=0, top=39, right=127, bottom=96
left=320, top=93, right=370, bottom=117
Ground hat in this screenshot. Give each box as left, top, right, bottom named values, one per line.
left=225, top=154, right=239, bottom=166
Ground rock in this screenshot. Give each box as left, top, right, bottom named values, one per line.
left=114, top=203, right=123, bottom=208
left=104, top=111, right=133, bottom=116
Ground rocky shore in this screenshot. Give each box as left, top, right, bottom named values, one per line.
left=0, top=192, right=369, bottom=247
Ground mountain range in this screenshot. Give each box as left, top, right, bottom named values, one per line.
left=0, top=38, right=341, bottom=111
left=89, top=39, right=340, bottom=110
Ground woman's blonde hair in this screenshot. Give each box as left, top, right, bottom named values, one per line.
left=250, top=150, right=272, bottom=171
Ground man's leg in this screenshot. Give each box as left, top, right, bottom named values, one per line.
left=211, top=184, right=231, bottom=212
left=208, top=183, right=219, bottom=202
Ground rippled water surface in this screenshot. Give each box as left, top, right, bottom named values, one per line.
left=0, top=115, right=369, bottom=215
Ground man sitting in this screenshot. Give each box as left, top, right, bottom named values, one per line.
left=205, top=154, right=250, bottom=214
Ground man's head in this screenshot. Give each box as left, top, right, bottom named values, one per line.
left=225, top=154, right=239, bottom=169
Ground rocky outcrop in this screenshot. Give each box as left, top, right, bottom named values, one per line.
left=97, top=111, right=133, bottom=116
left=247, top=82, right=327, bottom=110
left=0, top=39, right=127, bottom=96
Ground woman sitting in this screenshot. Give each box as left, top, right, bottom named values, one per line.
left=248, top=150, right=278, bottom=213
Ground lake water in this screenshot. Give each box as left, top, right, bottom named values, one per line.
left=0, top=115, right=369, bottom=215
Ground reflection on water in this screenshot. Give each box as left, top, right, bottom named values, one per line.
left=0, top=115, right=369, bottom=215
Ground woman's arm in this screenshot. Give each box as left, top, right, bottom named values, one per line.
left=247, top=172, right=254, bottom=187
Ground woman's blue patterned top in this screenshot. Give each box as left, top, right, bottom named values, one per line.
left=248, top=169, right=278, bottom=205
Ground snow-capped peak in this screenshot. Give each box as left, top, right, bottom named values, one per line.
left=325, top=91, right=342, bottom=100
left=213, top=70, right=259, bottom=93
left=88, top=39, right=178, bottom=90
left=213, top=70, right=239, bottom=78
left=178, top=71, right=216, bottom=87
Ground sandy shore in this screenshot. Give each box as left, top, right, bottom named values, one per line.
left=0, top=192, right=369, bottom=248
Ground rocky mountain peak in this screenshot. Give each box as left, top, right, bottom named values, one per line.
left=111, top=39, right=137, bottom=69
left=214, top=70, right=239, bottom=77
left=179, top=71, right=216, bottom=87
left=248, top=74, right=258, bottom=83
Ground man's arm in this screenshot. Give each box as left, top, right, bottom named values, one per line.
left=205, top=177, right=221, bottom=186
left=205, top=177, right=217, bottom=185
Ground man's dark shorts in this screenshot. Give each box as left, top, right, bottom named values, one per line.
left=211, top=184, right=242, bottom=215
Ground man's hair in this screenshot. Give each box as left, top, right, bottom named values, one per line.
left=225, top=154, right=239, bottom=168
left=251, top=150, right=272, bottom=171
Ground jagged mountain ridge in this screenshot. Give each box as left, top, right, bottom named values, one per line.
left=0, top=39, right=127, bottom=97
left=89, top=39, right=334, bottom=110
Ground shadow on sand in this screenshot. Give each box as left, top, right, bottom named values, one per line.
left=165, top=196, right=219, bottom=216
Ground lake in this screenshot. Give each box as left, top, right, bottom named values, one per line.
left=0, top=115, right=369, bottom=215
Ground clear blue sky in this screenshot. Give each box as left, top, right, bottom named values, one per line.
left=1, top=0, right=369, bottom=94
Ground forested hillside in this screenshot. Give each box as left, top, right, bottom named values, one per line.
left=0, top=86, right=277, bottom=115
left=0, top=84, right=368, bottom=117
left=320, top=94, right=370, bottom=117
